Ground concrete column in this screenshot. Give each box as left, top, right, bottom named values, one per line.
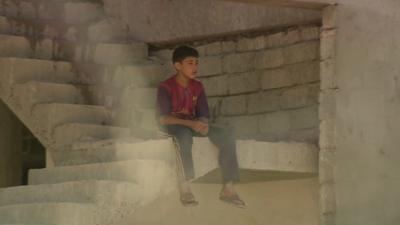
left=318, top=5, right=338, bottom=225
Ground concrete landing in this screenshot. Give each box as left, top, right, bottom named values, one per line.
left=116, top=178, right=319, bottom=225
left=53, top=123, right=130, bottom=147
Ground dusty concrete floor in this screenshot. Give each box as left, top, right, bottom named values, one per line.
left=117, top=177, right=319, bottom=225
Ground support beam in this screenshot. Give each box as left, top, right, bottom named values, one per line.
left=219, top=0, right=336, bottom=10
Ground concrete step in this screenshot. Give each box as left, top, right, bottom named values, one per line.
left=55, top=137, right=319, bottom=182
left=0, top=57, right=163, bottom=92
left=32, top=103, right=110, bottom=133
left=0, top=34, right=54, bottom=59
left=0, top=202, right=102, bottom=225
left=121, top=87, right=157, bottom=109
left=53, top=138, right=175, bottom=166
left=0, top=16, right=128, bottom=43
left=0, top=0, right=104, bottom=25
left=53, top=123, right=130, bottom=147
left=131, top=108, right=158, bottom=131
left=86, top=17, right=130, bottom=43
left=0, top=34, right=148, bottom=64
left=0, top=180, right=142, bottom=207
left=0, top=224, right=48, bottom=225
left=0, top=15, right=69, bottom=40
left=29, top=159, right=177, bottom=201
left=13, top=81, right=86, bottom=110
left=71, top=41, right=148, bottom=65
left=103, top=62, right=166, bottom=88
left=0, top=57, right=77, bottom=98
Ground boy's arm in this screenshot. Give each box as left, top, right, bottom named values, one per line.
left=191, top=86, right=210, bottom=135
left=157, top=86, right=207, bottom=132
left=195, top=85, right=210, bottom=122
left=159, top=115, right=206, bottom=132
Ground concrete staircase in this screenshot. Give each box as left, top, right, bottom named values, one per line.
left=0, top=0, right=320, bottom=224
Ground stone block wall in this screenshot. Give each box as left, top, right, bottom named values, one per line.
left=152, top=25, right=321, bottom=143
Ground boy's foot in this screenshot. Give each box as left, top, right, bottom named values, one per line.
left=180, top=192, right=199, bottom=207
left=219, top=193, right=246, bottom=208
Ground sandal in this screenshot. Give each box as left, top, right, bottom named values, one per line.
left=219, top=194, right=246, bottom=208
left=180, top=192, right=199, bottom=207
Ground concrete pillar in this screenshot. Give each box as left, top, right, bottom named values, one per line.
left=318, top=4, right=338, bottom=225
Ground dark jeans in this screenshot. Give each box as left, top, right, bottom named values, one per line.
left=163, top=124, right=240, bottom=184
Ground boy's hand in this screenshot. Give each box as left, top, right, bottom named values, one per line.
left=190, top=120, right=209, bottom=135
left=198, top=124, right=209, bottom=136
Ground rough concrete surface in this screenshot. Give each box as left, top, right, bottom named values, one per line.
left=102, top=0, right=321, bottom=43
left=330, top=1, right=400, bottom=224
left=117, top=178, right=319, bottom=225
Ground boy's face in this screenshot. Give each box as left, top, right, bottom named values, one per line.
left=174, top=57, right=198, bottom=79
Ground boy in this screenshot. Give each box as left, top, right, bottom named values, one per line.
left=156, top=45, right=245, bottom=208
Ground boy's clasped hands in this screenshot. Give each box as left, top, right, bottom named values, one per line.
left=190, top=120, right=209, bottom=135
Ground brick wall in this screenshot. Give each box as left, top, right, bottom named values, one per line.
left=153, top=25, right=321, bottom=143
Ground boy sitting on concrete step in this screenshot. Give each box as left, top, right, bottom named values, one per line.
left=156, top=45, right=245, bottom=208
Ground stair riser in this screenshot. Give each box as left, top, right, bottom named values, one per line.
left=53, top=124, right=130, bottom=147
left=0, top=203, right=102, bottom=225
left=0, top=181, right=142, bottom=207
left=0, top=16, right=130, bottom=45
left=73, top=42, right=149, bottom=65
left=57, top=138, right=320, bottom=181
left=32, top=104, right=110, bottom=135
left=0, top=35, right=148, bottom=64
left=29, top=160, right=177, bottom=200
left=0, top=58, right=76, bottom=99
left=0, top=35, right=54, bottom=60
left=121, top=88, right=157, bottom=109
left=0, top=0, right=104, bottom=25
left=53, top=139, right=175, bottom=166
left=0, top=16, right=70, bottom=40
left=13, top=82, right=86, bottom=112
left=132, top=109, right=158, bottom=131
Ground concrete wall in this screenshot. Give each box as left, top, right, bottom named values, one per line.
left=102, top=0, right=321, bottom=43
left=0, top=100, right=23, bottom=188
left=322, top=1, right=400, bottom=225
left=153, top=25, right=320, bottom=143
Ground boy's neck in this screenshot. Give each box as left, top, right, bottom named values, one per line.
left=176, top=72, right=190, bottom=87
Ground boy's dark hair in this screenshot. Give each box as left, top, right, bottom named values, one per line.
left=172, top=45, right=199, bottom=63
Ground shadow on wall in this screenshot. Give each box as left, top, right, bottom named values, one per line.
left=20, top=127, right=45, bottom=185
left=0, top=100, right=45, bottom=187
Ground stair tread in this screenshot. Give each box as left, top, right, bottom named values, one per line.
left=0, top=34, right=148, bottom=64
left=0, top=56, right=162, bottom=70
left=0, top=180, right=141, bottom=207
left=55, top=122, right=129, bottom=130
left=35, top=102, right=107, bottom=110
left=0, top=202, right=98, bottom=225
left=0, top=0, right=104, bottom=25
left=53, top=138, right=174, bottom=166
left=0, top=201, right=95, bottom=208
left=35, top=158, right=167, bottom=169
left=29, top=158, right=173, bottom=185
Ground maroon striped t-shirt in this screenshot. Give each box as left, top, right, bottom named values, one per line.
left=157, top=75, right=210, bottom=120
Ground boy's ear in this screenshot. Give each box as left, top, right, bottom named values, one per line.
left=174, top=61, right=181, bottom=71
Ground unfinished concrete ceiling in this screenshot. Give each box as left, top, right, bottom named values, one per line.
left=219, top=0, right=332, bottom=10
left=103, top=0, right=322, bottom=44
